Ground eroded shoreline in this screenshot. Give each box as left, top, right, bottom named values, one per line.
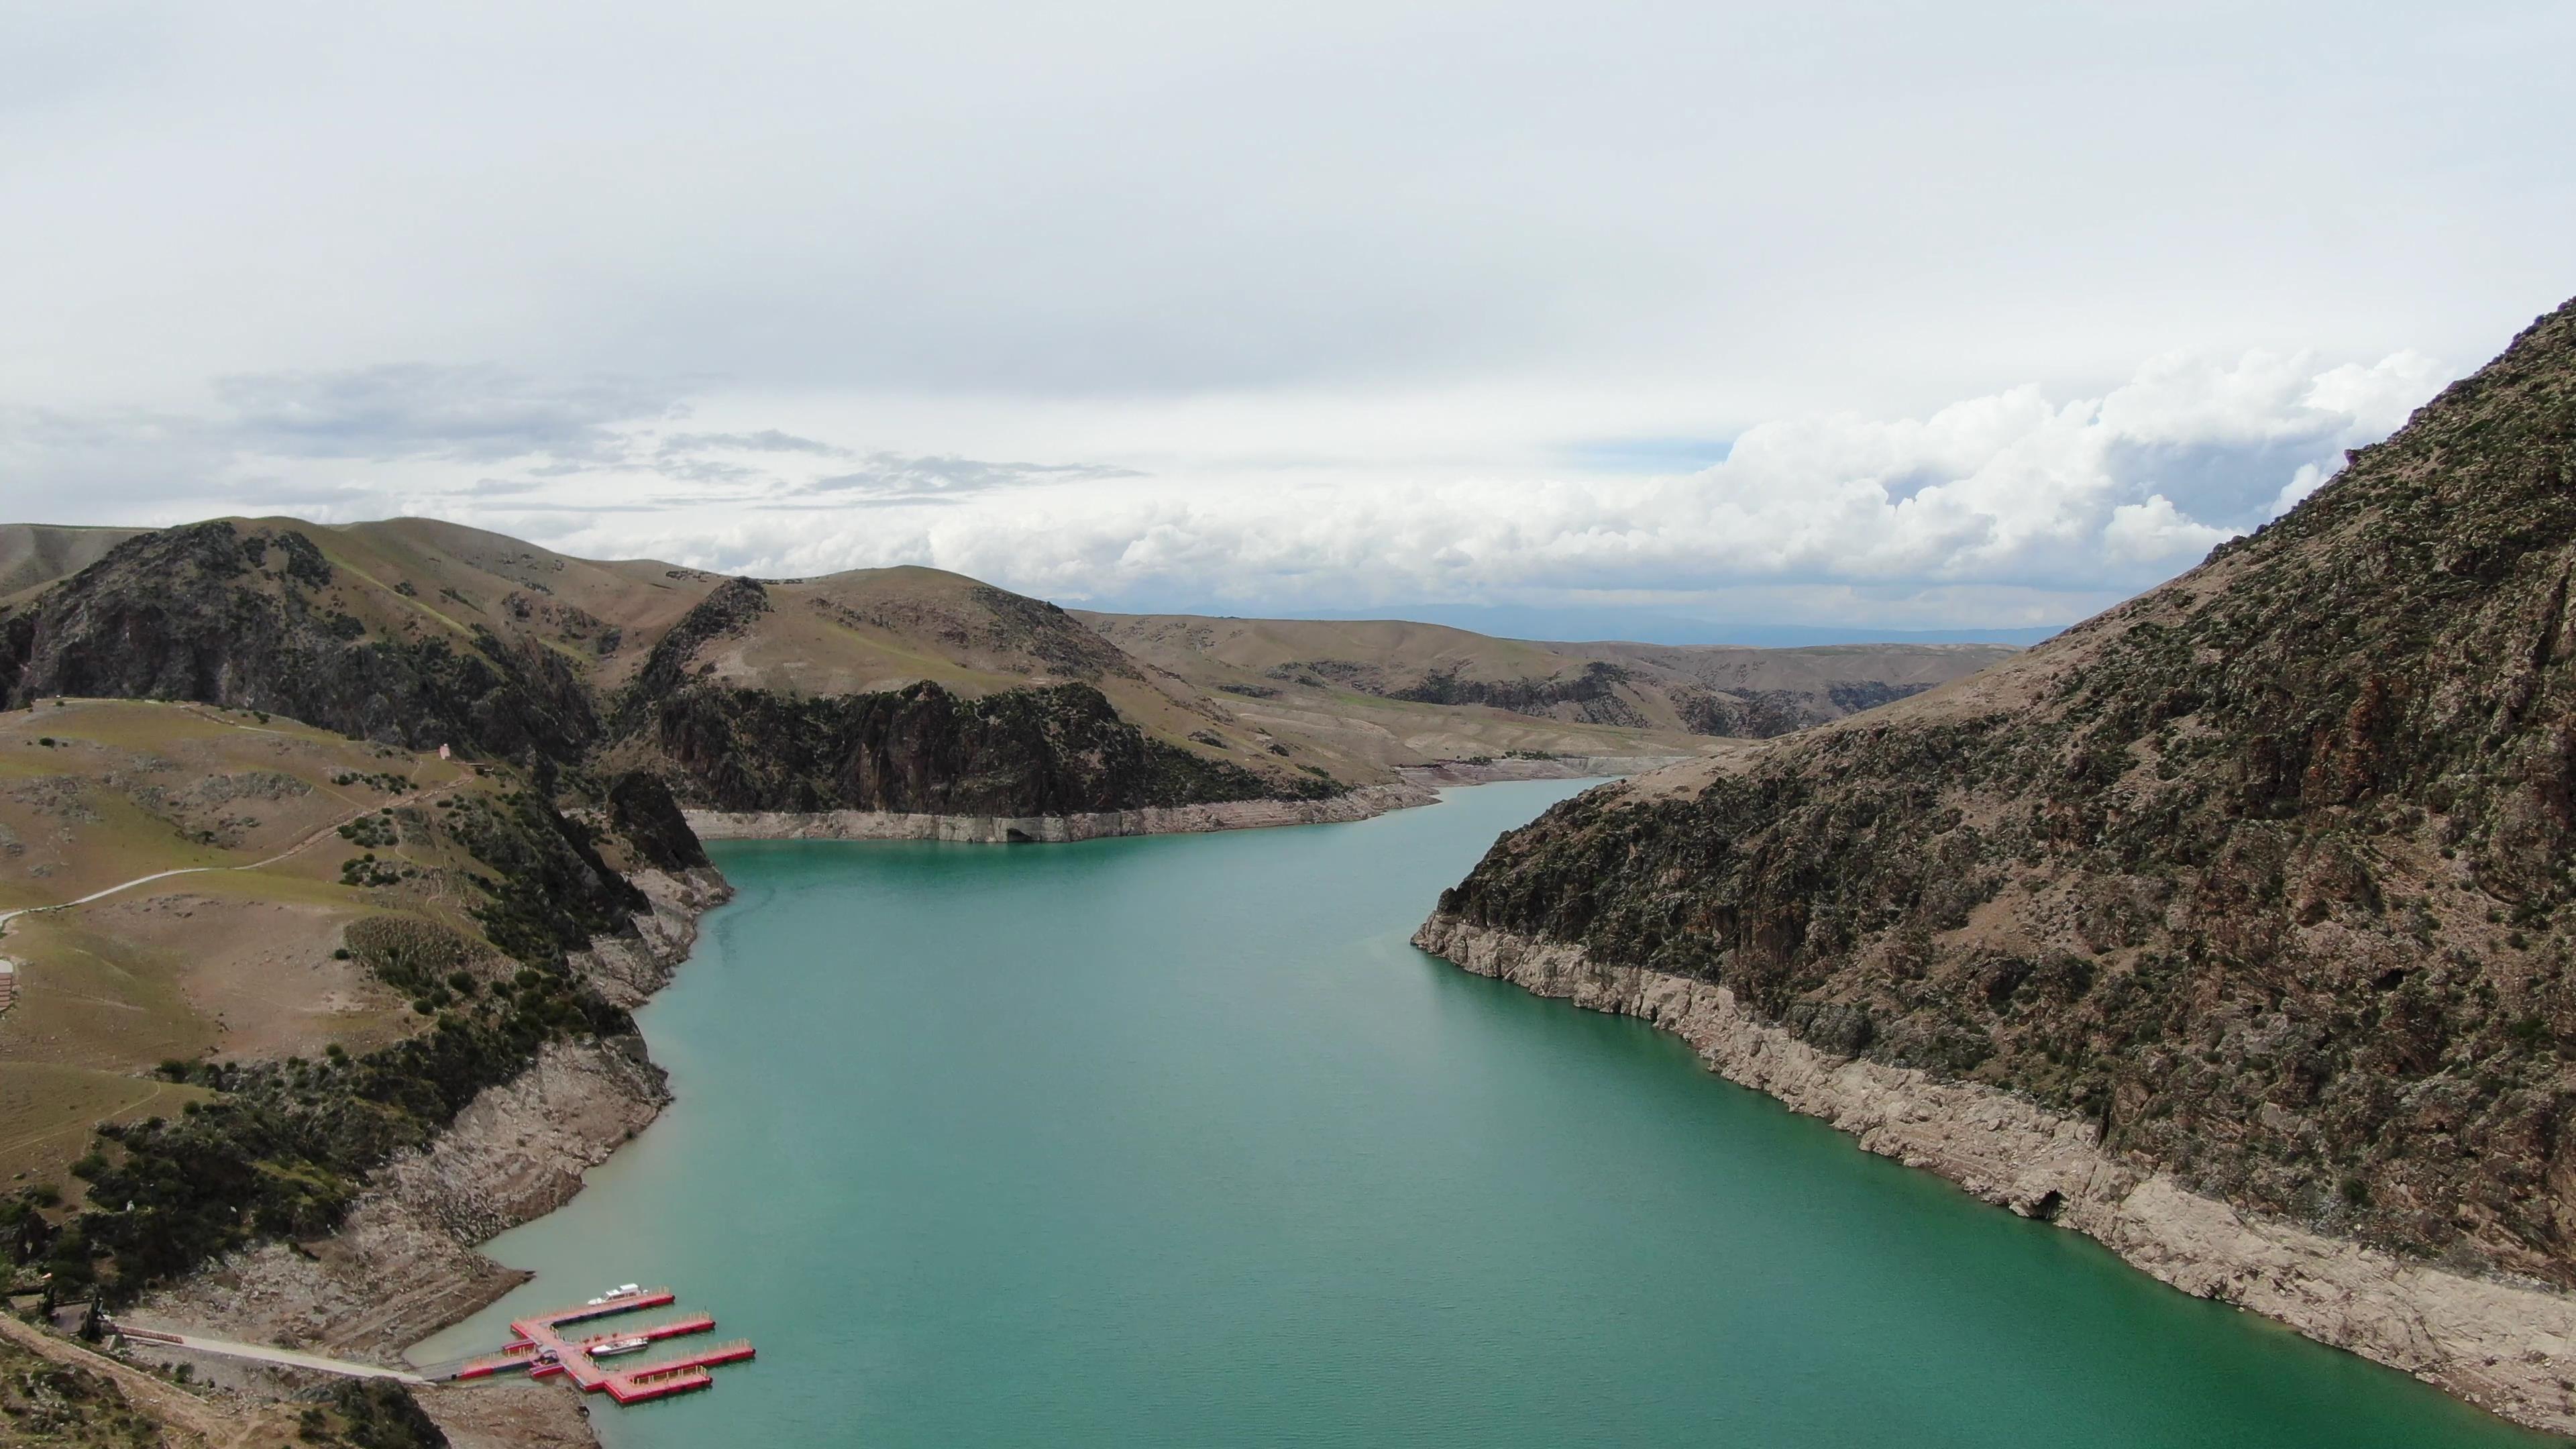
left=1412, top=912, right=2576, bottom=1439
left=681, top=755, right=1678, bottom=845
left=125, top=866, right=728, bottom=1446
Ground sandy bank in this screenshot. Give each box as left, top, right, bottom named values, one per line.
left=1413, top=912, right=2576, bottom=1440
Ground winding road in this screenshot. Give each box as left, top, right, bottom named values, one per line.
left=0, top=777, right=466, bottom=936
left=113, top=1324, right=434, bottom=1384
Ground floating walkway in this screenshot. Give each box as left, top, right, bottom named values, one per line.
left=447, top=1286, right=755, bottom=1405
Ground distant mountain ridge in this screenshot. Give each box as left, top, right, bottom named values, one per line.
left=0, top=517, right=2008, bottom=818
left=1079, top=612, right=2015, bottom=746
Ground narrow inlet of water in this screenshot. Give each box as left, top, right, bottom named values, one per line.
left=415, top=781, right=2559, bottom=1448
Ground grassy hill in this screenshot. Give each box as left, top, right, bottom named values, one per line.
left=0, top=697, right=699, bottom=1300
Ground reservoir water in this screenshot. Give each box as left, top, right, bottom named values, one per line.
left=416, top=781, right=2557, bottom=1447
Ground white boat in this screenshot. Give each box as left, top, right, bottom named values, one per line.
left=590, top=1336, right=649, bottom=1358
left=583, top=1283, right=643, bottom=1306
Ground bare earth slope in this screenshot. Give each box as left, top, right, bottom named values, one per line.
left=1418, top=297, right=2576, bottom=1430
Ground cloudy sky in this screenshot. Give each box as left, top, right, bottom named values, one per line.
left=3, top=4, right=2569, bottom=641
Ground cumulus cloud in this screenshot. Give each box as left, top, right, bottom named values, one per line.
left=0, top=344, right=2451, bottom=633
left=517, top=345, right=2445, bottom=629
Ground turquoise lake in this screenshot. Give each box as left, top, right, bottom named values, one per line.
left=414, top=780, right=2559, bottom=1446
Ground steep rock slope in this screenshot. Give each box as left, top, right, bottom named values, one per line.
left=1426, top=301, right=2576, bottom=1294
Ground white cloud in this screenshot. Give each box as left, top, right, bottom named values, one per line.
left=0, top=345, right=2447, bottom=630
left=0, top=4, right=2557, bottom=635
left=2102, top=496, right=2233, bottom=566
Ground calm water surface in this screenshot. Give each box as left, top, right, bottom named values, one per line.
left=416, top=781, right=2559, bottom=1447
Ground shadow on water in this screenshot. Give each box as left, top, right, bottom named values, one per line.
left=415, top=782, right=2567, bottom=1448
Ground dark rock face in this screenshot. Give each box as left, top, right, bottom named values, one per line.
left=0, top=527, right=1330, bottom=829
left=1668, top=686, right=1825, bottom=739
left=1437, top=297, right=2576, bottom=1286
left=1665, top=682, right=1936, bottom=739
left=0, top=523, right=598, bottom=765
left=1385, top=661, right=1644, bottom=727
left=650, top=678, right=1315, bottom=814
left=625, top=575, right=773, bottom=711
left=606, top=771, right=712, bottom=871
left=617, top=575, right=1329, bottom=815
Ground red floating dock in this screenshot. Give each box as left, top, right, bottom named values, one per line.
left=443, top=1287, right=754, bottom=1404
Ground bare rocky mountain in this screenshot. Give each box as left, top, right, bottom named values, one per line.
left=1417, top=297, right=2576, bottom=1428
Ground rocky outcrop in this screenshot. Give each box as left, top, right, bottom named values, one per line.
left=646, top=677, right=1330, bottom=816
left=686, top=780, right=1438, bottom=843
left=620, top=576, right=772, bottom=716
left=1415, top=914, right=2576, bottom=1436
left=1381, top=661, right=1648, bottom=729
left=567, top=865, right=730, bottom=1008
left=1395, top=755, right=1695, bottom=787
left=603, top=771, right=712, bottom=873
left=0, top=522, right=599, bottom=764
left=680, top=757, right=1708, bottom=844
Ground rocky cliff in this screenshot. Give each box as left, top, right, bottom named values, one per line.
left=625, top=578, right=1332, bottom=814
left=0, top=531, right=1350, bottom=818
left=1418, top=298, right=2576, bottom=1430
left=0, top=522, right=599, bottom=765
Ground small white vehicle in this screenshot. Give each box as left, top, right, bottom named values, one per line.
left=591, top=1336, right=649, bottom=1358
